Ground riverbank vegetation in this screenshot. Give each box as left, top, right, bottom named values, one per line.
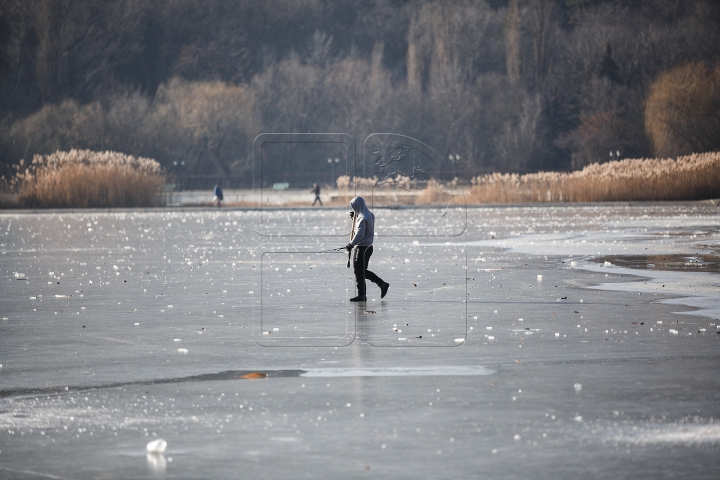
left=467, top=151, right=720, bottom=203
left=11, top=150, right=166, bottom=208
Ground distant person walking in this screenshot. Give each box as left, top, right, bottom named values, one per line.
left=311, top=183, right=323, bottom=206
left=213, top=183, right=224, bottom=207
left=345, top=196, right=389, bottom=302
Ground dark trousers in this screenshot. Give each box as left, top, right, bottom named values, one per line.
left=353, top=245, right=384, bottom=296
left=312, top=195, right=322, bottom=206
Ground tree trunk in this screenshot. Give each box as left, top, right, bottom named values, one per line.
left=505, top=0, right=522, bottom=84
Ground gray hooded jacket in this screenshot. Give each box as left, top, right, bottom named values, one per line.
left=349, top=196, right=374, bottom=247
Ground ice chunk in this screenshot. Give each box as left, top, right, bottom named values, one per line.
left=554, top=333, right=560, bottom=337
left=146, top=438, right=167, bottom=453
left=603, top=261, right=612, bottom=267
left=174, top=339, right=181, bottom=342
left=574, top=383, right=582, bottom=391
left=537, top=275, right=542, bottom=281
left=177, top=348, right=188, bottom=353
left=14, top=273, right=26, bottom=280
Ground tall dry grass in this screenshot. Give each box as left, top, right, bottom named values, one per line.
left=469, top=151, right=720, bottom=203
left=13, top=149, right=166, bottom=208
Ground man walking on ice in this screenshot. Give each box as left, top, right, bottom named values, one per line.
left=345, top=196, right=389, bottom=302
left=311, top=183, right=323, bottom=206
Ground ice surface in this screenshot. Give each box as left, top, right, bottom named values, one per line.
left=1, top=204, right=719, bottom=479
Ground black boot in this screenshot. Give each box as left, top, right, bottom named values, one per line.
left=349, top=295, right=367, bottom=302
left=380, top=282, right=390, bottom=299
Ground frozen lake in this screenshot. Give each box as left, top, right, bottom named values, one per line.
left=1, top=203, right=719, bottom=479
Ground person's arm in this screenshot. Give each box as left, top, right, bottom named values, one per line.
left=348, top=218, right=365, bottom=247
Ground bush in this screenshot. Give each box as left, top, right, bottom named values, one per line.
left=469, top=151, right=720, bottom=203
left=14, top=149, right=166, bottom=208
left=645, top=63, right=720, bottom=158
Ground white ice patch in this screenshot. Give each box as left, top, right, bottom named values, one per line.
left=580, top=262, right=720, bottom=321
left=301, top=366, right=494, bottom=377
left=607, top=424, right=720, bottom=445
left=146, top=438, right=167, bottom=453
left=455, top=225, right=720, bottom=258
left=456, top=226, right=720, bottom=321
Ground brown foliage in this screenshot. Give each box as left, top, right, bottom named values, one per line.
left=557, top=107, right=625, bottom=169
left=153, top=78, right=258, bottom=175
left=6, top=79, right=258, bottom=178
left=14, top=149, right=166, bottom=208
left=645, top=63, right=720, bottom=158
left=469, top=151, right=720, bottom=203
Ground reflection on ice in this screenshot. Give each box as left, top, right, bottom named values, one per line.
left=146, top=452, right=167, bottom=473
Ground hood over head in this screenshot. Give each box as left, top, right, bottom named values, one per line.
left=350, top=196, right=370, bottom=214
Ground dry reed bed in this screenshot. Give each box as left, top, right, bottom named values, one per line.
left=469, top=151, right=720, bottom=203
left=13, top=149, right=166, bottom=208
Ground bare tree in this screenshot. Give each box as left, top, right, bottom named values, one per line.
left=505, top=0, right=522, bottom=84
left=33, top=0, right=145, bottom=102
left=527, top=0, right=556, bottom=87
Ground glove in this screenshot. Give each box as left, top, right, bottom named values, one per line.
left=349, top=211, right=355, bottom=218
left=345, top=243, right=352, bottom=252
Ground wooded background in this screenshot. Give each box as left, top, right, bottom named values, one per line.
left=1, top=0, right=719, bottom=188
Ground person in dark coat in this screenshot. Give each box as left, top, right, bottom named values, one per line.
left=311, top=183, right=322, bottom=206
left=213, top=183, right=224, bottom=207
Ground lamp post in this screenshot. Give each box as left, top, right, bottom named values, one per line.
left=334, top=158, right=340, bottom=187
left=328, top=157, right=340, bottom=186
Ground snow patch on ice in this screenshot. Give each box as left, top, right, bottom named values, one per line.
left=607, top=424, right=720, bottom=445
left=301, top=366, right=494, bottom=377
